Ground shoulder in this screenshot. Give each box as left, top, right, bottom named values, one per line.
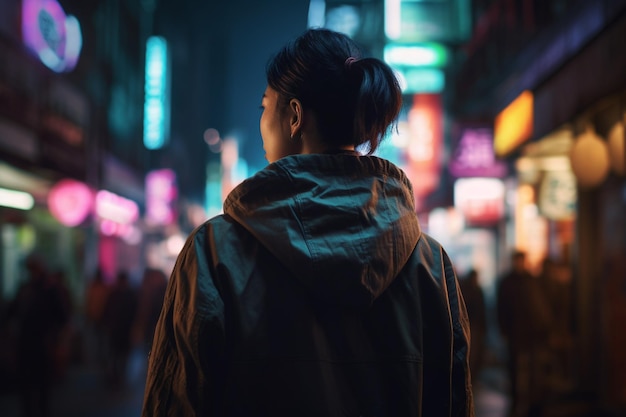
left=394, top=233, right=459, bottom=299
left=192, top=214, right=256, bottom=248
left=181, top=214, right=241, bottom=245
left=177, top=214, right=263, bottom=277
left=412, top=233, right=455, bottom=275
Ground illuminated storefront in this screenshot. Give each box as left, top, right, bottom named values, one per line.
left=0, top=0, right=95, bottom=302
left=489, top=10, right=626, bottom=405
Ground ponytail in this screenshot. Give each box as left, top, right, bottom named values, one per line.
left=266, top=28, right=403, bottom=154
left=347, top=58, right=402, bottom=154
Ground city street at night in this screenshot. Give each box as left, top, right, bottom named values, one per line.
left=1, top=0, right=626, bottom=416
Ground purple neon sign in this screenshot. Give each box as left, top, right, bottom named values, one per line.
left=449, top=128, right=508, bottom=178
left=22, top=0, right=82, bottom=72
left=145, top=169, right=178, bottom=226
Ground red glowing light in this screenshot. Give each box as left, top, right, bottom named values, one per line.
left=405, top=93, right=443, bottom=198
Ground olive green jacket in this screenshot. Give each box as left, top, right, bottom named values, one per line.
left=142, top=153, right=474, bottom=417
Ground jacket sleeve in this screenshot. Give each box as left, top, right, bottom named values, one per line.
left=441, top=247, right=475, bottom=417
left=141, top=225, right=226, bottom=417
left=419, top=234, right=474, bottom=417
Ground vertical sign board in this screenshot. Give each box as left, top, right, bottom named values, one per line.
left=145, top=169, right=177, bottom=226
left=143, top=36, right=171, bottom=150
left=405, top=93, right=443, bottom=203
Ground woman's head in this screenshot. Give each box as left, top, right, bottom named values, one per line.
left=262, top=28, right=402, bottom=160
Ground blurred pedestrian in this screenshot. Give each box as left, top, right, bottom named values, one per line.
left=48, top=268, right=74, bottom=379
left=142, top=28, right=473, bottom=417
left=538, top=257, right=574, bottom=392
left=496, top=250, right=553, bottom=417
left=132, top=267, right=168, bottom=352
left=84, top=267, right=110, bottom=368
left=0, top=294, right=13, bottom=393
left=459, top=268, right=487, bottom=389
left=102, top=270, right=138, bottom=387
left=6, top=253, right=70, bottom=417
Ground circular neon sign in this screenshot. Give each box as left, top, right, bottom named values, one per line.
left=48, top=179, right=93, bottom=227
left=22, top=0, right=82, bottom=72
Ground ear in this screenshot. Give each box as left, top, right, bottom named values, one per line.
left=289, top=98, right=303, bottom=138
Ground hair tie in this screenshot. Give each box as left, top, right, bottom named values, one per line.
left=344, top=57, right=357, bottom=69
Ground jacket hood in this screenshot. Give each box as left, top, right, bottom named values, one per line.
left=223, top=153, right=421, bottom=307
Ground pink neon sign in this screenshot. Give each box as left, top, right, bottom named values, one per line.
left=145, top=169, right=177, bottom=226
left=22, top=0, right=82, bottom=72
left=95, top=190, right=139, bottom=225
left=48, top=179, right=93, bottom=227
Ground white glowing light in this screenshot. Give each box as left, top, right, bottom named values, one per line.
left=385, top=0, right=401, bottom=40
left=0, top=188, right=35, bottom=210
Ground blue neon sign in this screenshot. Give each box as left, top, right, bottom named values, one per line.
left=143, top=36, right=170, bottom=150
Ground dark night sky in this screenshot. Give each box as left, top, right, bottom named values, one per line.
left=154, top=0, right=310, bottom=198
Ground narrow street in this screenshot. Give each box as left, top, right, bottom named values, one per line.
left=0, top=347, right=147, bottom=417
left=0, top=346, right=511, bottom=417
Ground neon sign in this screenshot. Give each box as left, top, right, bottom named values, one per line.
left=384, top=43, right=448, bottom=67
left=449, top=128, right=507, bottom=178
left=95, top=190, right=139, bottom=225
left=143, top=36, right=171, bottom=150
left=454, top=178, right=505, bottom=225
left=22, top=0, right=82, bottom=72
left=405, top=93, right=442, bottom=199
left=48, top=179, right=93, bottom=226
left=145, top=169, right=177, bottom=225
left=494, top=90, right=534, bottom=157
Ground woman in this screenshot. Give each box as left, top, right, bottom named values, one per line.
left=142, top=28, right=473, bottom=417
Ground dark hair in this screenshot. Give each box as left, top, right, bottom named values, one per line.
left=266, top=28, right=402, bottom=154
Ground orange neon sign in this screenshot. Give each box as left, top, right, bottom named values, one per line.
left=494, top=90, right=534, bottom=157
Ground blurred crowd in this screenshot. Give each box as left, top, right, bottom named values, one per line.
left=0, top=256, right=168, bottom=417
left=0, top=247, right=579, bottom=417
left=462, top=250, right=575, bottom=417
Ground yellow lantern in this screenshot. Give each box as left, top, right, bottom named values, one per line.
left=570, top=126, right=610, bottom=188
